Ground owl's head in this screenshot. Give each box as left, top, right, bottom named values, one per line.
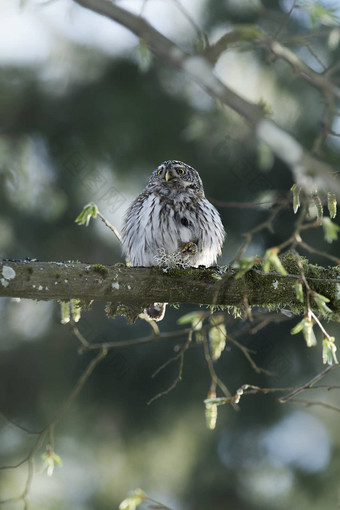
left=148, top=160, right=204, bottom=193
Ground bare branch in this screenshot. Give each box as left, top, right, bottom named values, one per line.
left=288, top=398, right=340, bottom=412
left=72, top=0, right=340, bottom=195
left=1, top=260, right=340, bottom=319
left=279, top=364, right=340, bottom=403
left=147, top=333, right=190, bottom=405
left=0, top=348, right=107, bottom=507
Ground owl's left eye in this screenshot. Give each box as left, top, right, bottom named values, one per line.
left=176, top=168, right=185, bottom=175
left=157, top=169, right=162, bottom=175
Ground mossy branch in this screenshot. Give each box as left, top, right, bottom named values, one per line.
left=1, top=258, right=340, bottom=319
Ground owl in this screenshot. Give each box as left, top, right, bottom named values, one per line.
left=122, top=160, right=226, bottom=320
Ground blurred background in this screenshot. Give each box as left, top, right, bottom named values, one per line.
left=1, top=0, right=340, bottom=508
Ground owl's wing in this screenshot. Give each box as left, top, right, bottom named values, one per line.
left=193, top=199, right=226, bottom=266
left=122, top=192, right=160, bottom=266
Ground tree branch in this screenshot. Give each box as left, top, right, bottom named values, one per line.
left=1, top=260, right=340, bottom=318
left=72, top=0, right=340, bottom=196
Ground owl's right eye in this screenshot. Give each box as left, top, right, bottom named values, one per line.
left=157, top=169, right=162, bottom=175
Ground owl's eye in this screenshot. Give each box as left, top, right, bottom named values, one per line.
left=176, top=168, right=185, bottom=175
left=157, top=169, right=162, bottom=175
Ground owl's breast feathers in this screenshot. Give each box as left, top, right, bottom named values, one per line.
left=122, top=186, right=225, bottom=267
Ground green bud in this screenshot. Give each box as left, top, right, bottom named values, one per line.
left=322, top=217, right=340, bottom=243
left=311, top=292, right=332, bottom=316
left=291, top=184, right=301, bottom=214
left=71, top=298, right=82, bottom=323
left=177, top=311, right=205, bottom=331
left=263, top=248, right=287, bottom=276
left=209, top=317, right=226, bottom=361
left=205, top=401, right=218, bottom=430
left=75, top=202, right=98, bottom=227
left=138, top=39, right=152, bottom=72
left=312, top=193, right=323, bottom=221
left=322, top=336, right=338, bottom=365
left=205, top=390, right=218, bottom=430
left=327, top=192, right=337, bottom=219
left=119, top=489, right=147, bottom=510
left=291, top=316, right=317, bottom=347
left=294, top=280, right=304, bottom=303
left=235, top=256, right=257, bottom=279
left=291, top=317, right=305, bottom=335
left=41, top=447, right=62, bottom=477
left=303, top=319, right=317, bottom=347
left=60, top=301, right=71, bottom=324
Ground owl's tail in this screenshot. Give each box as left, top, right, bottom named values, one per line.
left=145, top=302, right=167, bottom=321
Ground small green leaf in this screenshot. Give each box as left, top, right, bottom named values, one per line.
left=291, top=184, right=301, bottom=214
left=234, top=256, right=258, bottom=279
left=258, top=98, right=273, bottom=117
left=311, top=292, right=332, bottom=316
left=211, top=272, right=222, bottom=280
left=60, top=301, right=71, bottom=325
left=302, top=1, right=338, bottom=27
left=138, top=39, right=152, bottom=72
left=70, top=298, right=82, bottom=322
left=303, top=319, right=317, bottom=347
left=262, top=248, right=287, bottom=276
left=262, top=255, right=271, bottom=274
left=75, top=202, right=98, bottom=227
left=328, top=28, right=340, bottom=50
left=291, top=316, right=317, bottom=347
left=205, top=401, right=218, bottom=430
left=312, top=193, right=323, bottom=221
left=41, top=448, right=63, bottom=477
left=208, top=317, right=226, bottom=361
left=294, top=280, right=304, bottom=303
left=327, top=192, right=337, bottom=219
left=204, top=390, right=218, bottom=430
left=177, top=311, right=205, bottom=331
left=322, top=336, right=338, bottom=365
left=119, top=489, right=147, bottom=510
left=322, top=217, right=340, bottom=243
left=291, top=318, right=306, bottom=335
left=195, top=330, right=206, bottom=343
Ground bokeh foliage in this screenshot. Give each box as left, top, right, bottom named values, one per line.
left=1, top=1, right=340, bottom=509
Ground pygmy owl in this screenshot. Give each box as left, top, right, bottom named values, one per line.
left=122, top=160, right=225, bottom=320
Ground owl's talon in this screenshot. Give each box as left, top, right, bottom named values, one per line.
left=179, top=241, right=197, bottom=256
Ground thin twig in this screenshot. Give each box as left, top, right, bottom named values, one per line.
left=147, top=353, right=185, bottom=405
left=0, top=412, right=40, bottom=435
left=279, top=364, right=340, bottom=403
left=272, top=0, right=297, bottom=39
left=49, top=348, right=108, bottom=426
left=82, top=328, right=190, bottom=351
left=172, top=0, right=208, bottom=48
left=147, top=331, right=192, bottom=405
left=298, top=239, right=340, bottom=264
left=0, top=348, right=107, bottom=506
left=289, top=398, right=340, bottom=412
left=202, top=334, right=237, bottom=409
left=96, top=209, right=122, bottom=244
left=229, top=204, right=285, bottom=267
left=227, top=334, right=271, bottom=375
left=70, top=321, right=91, bottom=350
left=310, top=310, right=332, bottom=340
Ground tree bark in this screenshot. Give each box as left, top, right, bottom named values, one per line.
left=1, top=260, right=340, bottom=318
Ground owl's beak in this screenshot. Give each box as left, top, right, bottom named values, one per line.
left=165, top=170, right=174, bottom=181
